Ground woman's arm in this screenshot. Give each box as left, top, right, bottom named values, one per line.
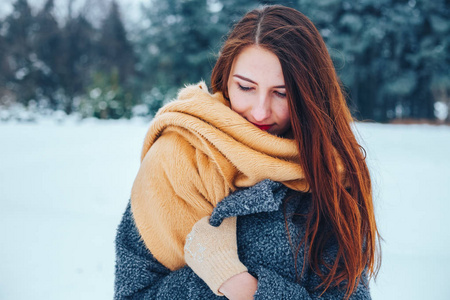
left=184, top=216, right=249, bottom=296
left=218, top=265, right=371, bottom=300
left=185, top=214, right=371, bottom=300
left=114, top=202, right=221, bottom=300
left=252, top=265, right=371, bottom=300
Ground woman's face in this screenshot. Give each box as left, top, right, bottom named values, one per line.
left=227, top=45, right=291, bottom=136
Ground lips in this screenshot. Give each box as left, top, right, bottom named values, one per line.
left=253, top=124, right=273, bottom=131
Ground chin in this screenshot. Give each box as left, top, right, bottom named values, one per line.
left=273, top=128, right=292, bottom=138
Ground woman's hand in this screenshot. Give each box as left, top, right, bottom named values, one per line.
left=219, top=271, right=258, bottom=300
left=184, top=216, right=249, bottom=296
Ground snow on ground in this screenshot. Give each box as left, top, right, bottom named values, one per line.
left=0, top=119, right=449, bottom=299
left=355, top=123, right=450, bottom=299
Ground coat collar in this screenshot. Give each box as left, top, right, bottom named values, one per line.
left=209, top=179, right=288, bottom=226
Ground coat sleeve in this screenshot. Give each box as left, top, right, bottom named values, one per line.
left=252, top=265, right=371, bottom=300
left=114, top=202, right=222, bottom=300
left=251, top=190, right=371, bottom=300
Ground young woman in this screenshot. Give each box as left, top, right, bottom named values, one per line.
left=115, top=5, right=381, bottom=300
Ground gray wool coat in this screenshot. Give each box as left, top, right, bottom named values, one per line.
left=114, top=179, right=371, bottom=299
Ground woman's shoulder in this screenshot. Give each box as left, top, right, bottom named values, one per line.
left=146, top=130, right=195, bottom=158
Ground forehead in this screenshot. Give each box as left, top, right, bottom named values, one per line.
left=230, top=46, right=285, bottom=85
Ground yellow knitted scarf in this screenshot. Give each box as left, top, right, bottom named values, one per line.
left=130, top=82, right=310, bottom=271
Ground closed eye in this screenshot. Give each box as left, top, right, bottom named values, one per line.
left=238, top=84, right=252, bottom=91
left=274, top=91, right=286, bottom=98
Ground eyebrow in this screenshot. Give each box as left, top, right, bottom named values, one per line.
left=233, top=74, right=285, bottom=89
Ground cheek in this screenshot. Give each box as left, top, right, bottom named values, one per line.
left=229, top=90, right=248, bottom=116
left=274, top=102, right=291, bottom=125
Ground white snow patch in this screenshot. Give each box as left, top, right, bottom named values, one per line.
left=0, top=120, right=449, bottom=299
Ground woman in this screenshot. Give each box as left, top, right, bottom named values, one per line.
left=115, top=5, right=381, bottom=300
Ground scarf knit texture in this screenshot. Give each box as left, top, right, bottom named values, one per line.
left=131, top=82, right=320, bottom=271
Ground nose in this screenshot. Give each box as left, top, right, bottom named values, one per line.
left=251, top=94, right=271, bottom=122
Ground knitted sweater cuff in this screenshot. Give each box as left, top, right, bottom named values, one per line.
left=203, top=250, right=248, bottom=296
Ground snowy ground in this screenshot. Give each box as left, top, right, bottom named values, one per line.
left=0, top=119, right=449, bottom=299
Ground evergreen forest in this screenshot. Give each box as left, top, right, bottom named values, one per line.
left=0, top=0, right=449, bottom=122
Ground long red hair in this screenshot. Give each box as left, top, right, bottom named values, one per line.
left=210, top=5, right=381, bottom=298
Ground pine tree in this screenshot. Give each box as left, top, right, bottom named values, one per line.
left=300, top=0, right=450, bottom=122
left=33, top=0, right=63, bottom=109
left=0, top=20, right=8, bottom=105
left=3, top=0, right=35, bottom=106
left=413, top=0, right=450, bottom=120
left=136, top=0, right=212, bottom=113
left=60, top=11, right=96, bottom=114
left=136, top=0, right=265, bottom=114
left=98, top=0, right=135, bottom=85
